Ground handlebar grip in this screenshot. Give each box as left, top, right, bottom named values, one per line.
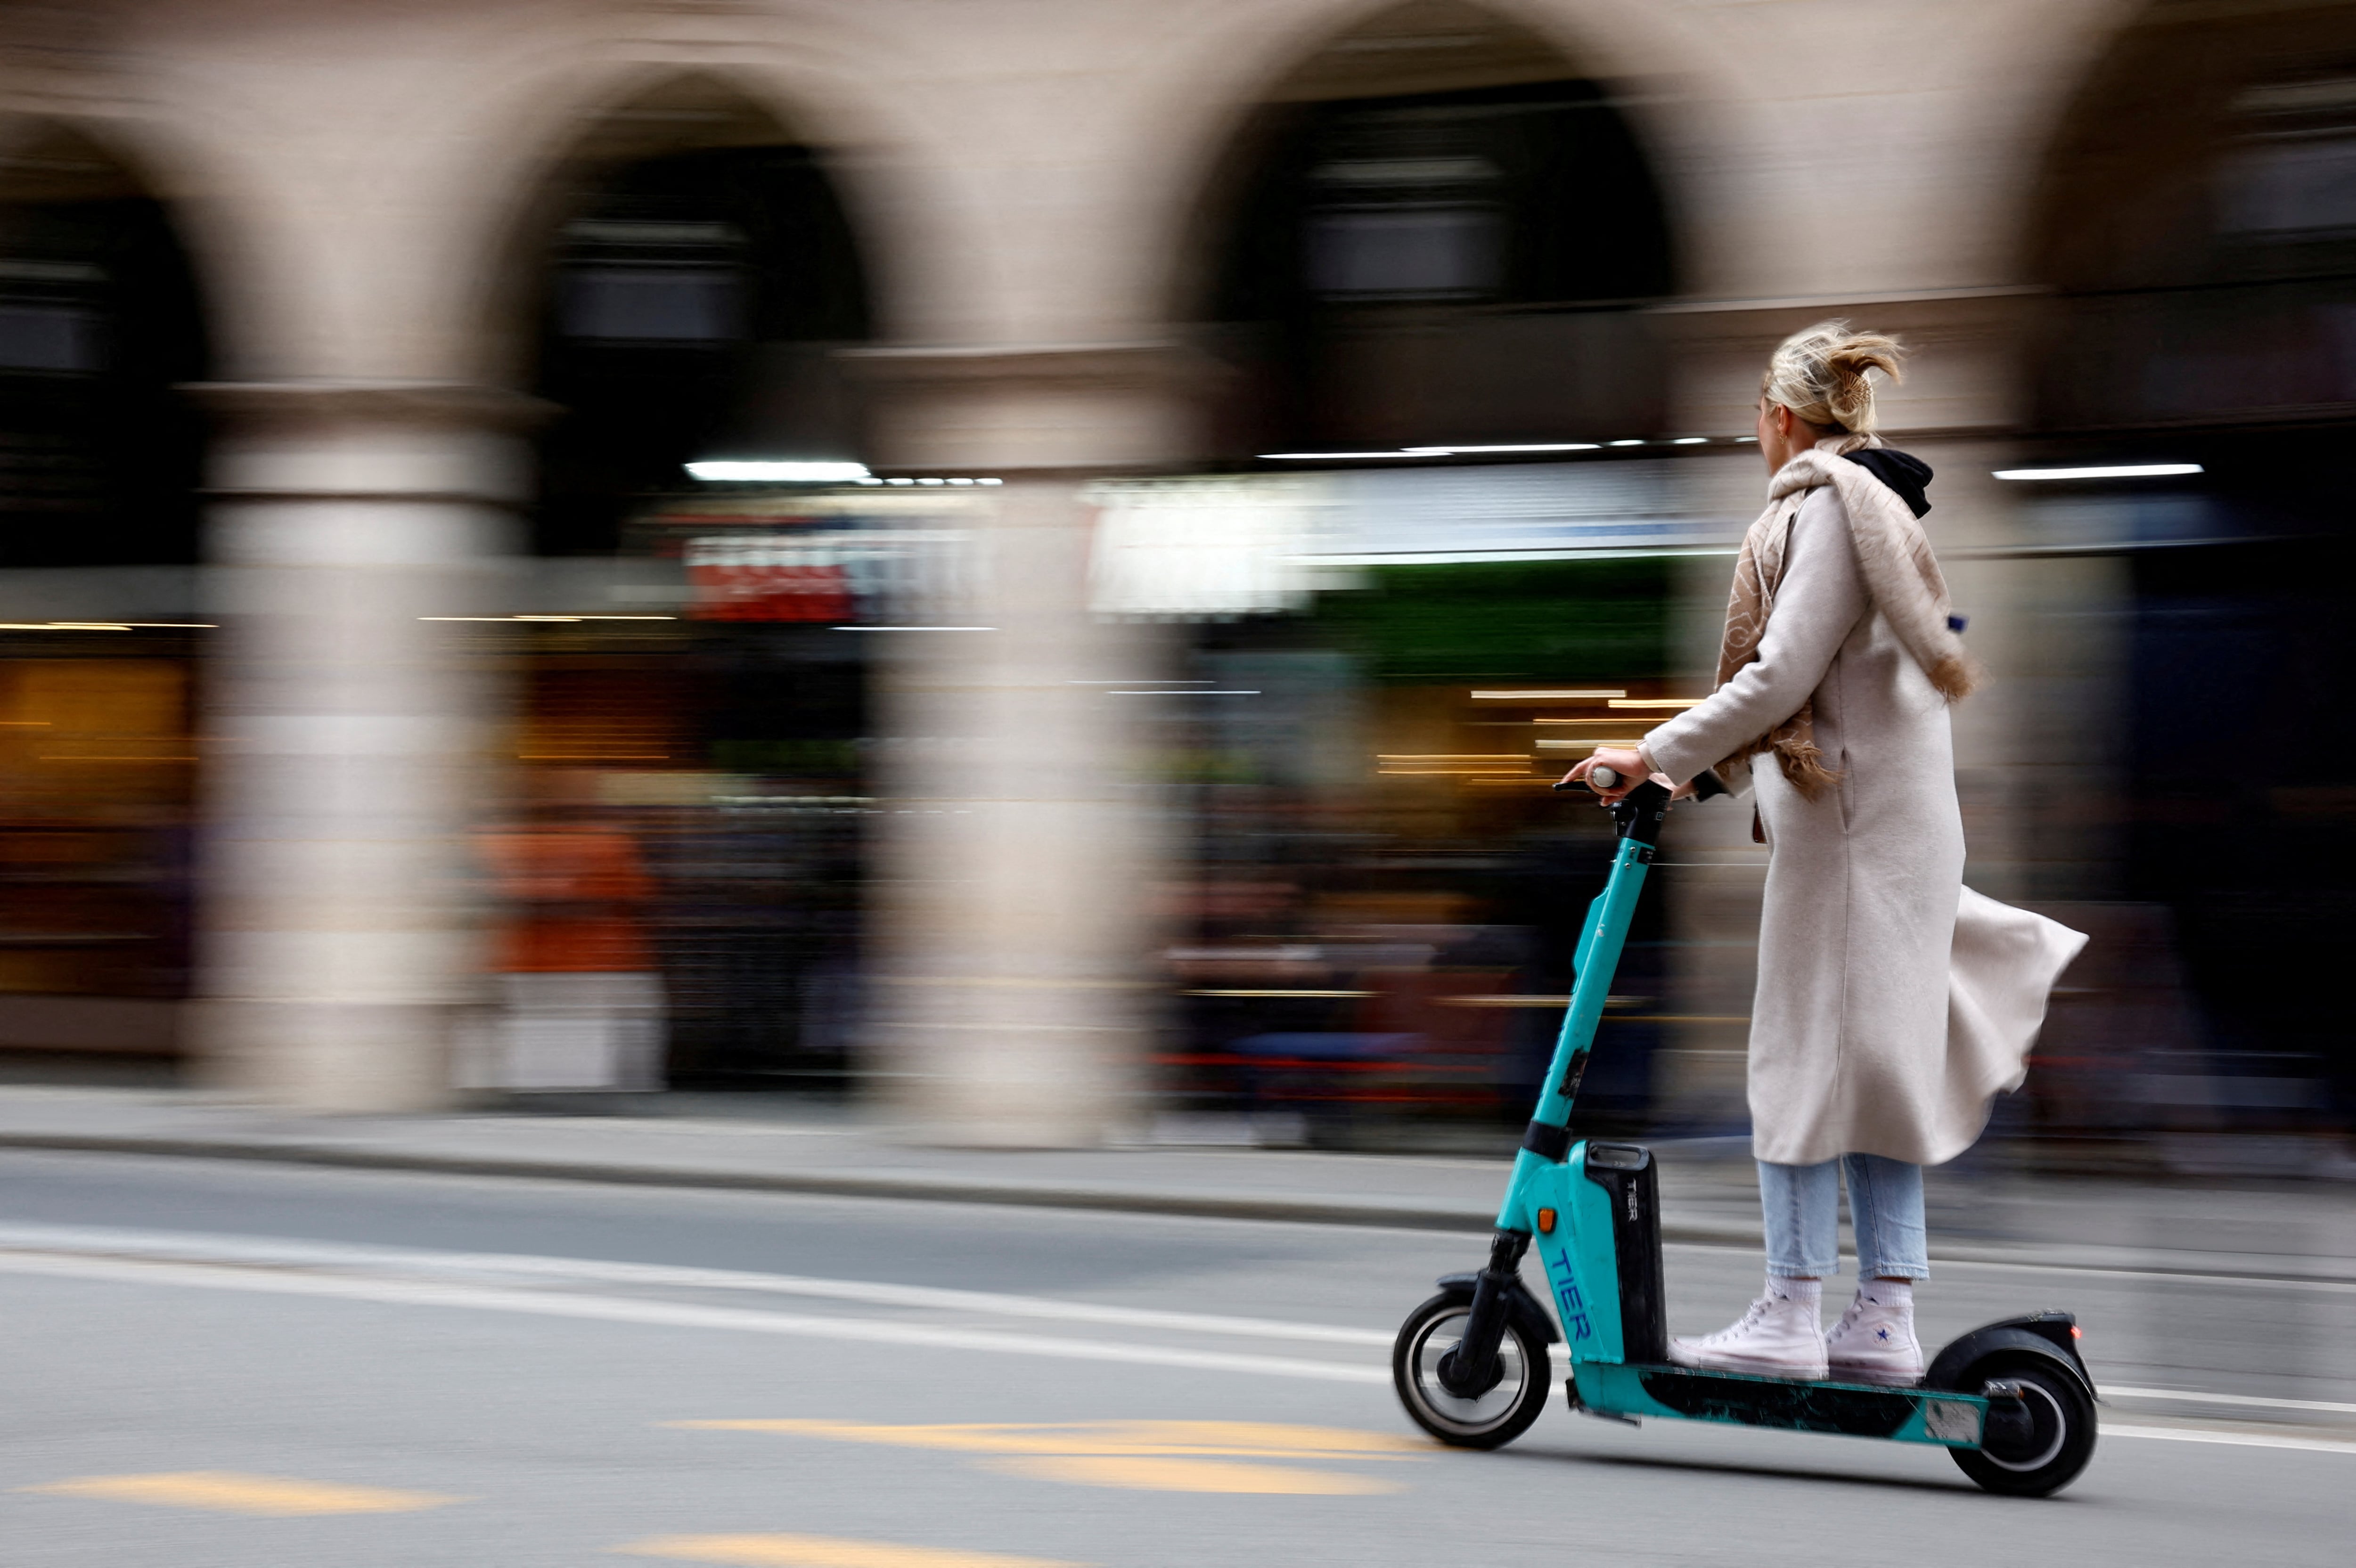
left=1551, top=764, right=1620, bottom=794
left=1588, top=766, right=1620, bottom=791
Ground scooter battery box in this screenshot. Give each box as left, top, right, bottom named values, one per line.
left=1584, top=1143, right=1668, bottom=1363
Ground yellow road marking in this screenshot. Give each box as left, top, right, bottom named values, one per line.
left=616, top=1533, right=1085, bottom=1568
left=21, top=1471, right=458, bottom=1516
left=664, top=1419, right=1426, bottom=1495
left=979, top=1456, right=1400, bottom=1494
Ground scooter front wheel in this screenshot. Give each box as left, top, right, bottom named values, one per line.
left=1392, top=1291, right=1552, bottom=1449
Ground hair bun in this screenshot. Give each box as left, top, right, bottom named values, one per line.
left=1762, top=321, right=1906, bottom=433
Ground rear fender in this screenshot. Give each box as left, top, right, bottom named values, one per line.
left=1926, top=1315, right=2095, bottom=1399
left=1435, top=1271, right=1562, bottom=1345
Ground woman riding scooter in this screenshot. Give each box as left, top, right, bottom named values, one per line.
left=1570, top=322, right=2086, bottom=1385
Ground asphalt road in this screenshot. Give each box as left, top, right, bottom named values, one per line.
left=0, top=1151, right=2350, bottom=1567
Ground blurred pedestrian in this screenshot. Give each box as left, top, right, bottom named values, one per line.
left=464, top=770, right=666, bottom=1094
left=1568, top=323, right=2086, bottom=1384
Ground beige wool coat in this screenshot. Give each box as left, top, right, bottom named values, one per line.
left=1642, top=464, right=2086, bottom=1167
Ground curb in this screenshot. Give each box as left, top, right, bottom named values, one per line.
left=0, top=1132, right=1504, bottom=1233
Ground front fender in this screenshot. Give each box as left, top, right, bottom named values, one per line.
left=1436, top=1270, right=1561, bottom=1346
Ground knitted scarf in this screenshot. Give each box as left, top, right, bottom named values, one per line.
left=1713, top=437, right=1979, bottom=800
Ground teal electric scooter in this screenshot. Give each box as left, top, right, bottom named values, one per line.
left=1391, top=774, right=2099, bottom=1496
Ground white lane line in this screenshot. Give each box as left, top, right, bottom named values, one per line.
left=0, top=1250, right=1389, bottom=1386
left=0, top=1224, right=1392, bottom=1348
left=9, top=1246, right=2353, bottom=1458
left=2106, top=1385, right=2356, bottom=1417
left=2103, top=1423, right=2356, bottom=1456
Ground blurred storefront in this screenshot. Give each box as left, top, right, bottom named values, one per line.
left=471, top=484, right=983, bottom=1093
left=2012, top=0, right=2356, bottom=1157
left=0, top=122, right=208, bottom=1061
left=1090, top=462, right=1740, bottom=1146
left=454, top=79, right=892, bottom=1094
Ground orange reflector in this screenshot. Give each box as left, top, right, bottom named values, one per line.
left=1537, top=1208, right=1557, bottom=1234
left=2070, top=1325, right=2082, bottom=1338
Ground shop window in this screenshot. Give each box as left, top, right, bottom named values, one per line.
left=0, top=127, right=209, bottom=568
left=525, top=81, right=872, bottom=559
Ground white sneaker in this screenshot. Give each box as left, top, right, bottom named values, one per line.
left=1669, top=1282, right=1828, bottom=1380
left=1825, top=1284, right=1924, bottom=1385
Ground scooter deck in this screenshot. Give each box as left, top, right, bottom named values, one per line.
left=1574, top=1360, right=1987, bottom=1447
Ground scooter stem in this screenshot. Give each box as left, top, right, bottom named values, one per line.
left=1527, top=781, right=1671, bottom=1139
left=1445, top=781, right=1671, bottom=1396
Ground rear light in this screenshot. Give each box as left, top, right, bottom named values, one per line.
left=2070, top=1325, right=2083, bottom=1339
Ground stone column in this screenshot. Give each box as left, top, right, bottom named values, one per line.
left=845, top=344, right=1202, bottom=1146
left=192, top=384, right=533, bottom=1112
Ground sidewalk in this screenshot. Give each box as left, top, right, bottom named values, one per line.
left=0, top=1086, right=2349, bottom=1282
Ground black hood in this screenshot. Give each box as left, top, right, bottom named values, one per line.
left=1842, top=447, right=1933, bottom=518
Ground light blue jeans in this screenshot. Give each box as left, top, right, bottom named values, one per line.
left=1758, top=1155, right=1928, bottom=1280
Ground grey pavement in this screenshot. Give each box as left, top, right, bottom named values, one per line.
left=0, top=1086, right=2350, bottom=1285
left=0, top=1150, right=2351, bottom=1567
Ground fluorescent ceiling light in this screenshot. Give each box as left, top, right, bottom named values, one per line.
left=0, top=621, right=132, bottom=631
left=1431, top=442, right=1601, bottom=454
left=1993, top=464, right=2203, bottom=482
left=1259, top=441, right=1613, bottom=460
left=1252, top=438, right=1729, bottom=463
left=1258, top=449, right=1448, bottom=460
left=687, top=460, right=872, bottom=482
left=420, top=614, right=677, bottom=623
left=1470, top=689, right=1626, bottom=701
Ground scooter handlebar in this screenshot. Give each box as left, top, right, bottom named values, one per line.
left=1547, top=762, right=1674, bottom=841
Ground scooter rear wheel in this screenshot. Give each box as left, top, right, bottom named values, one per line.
left=1392, top=1291, right=1552, bottom=1449
left=1947, top=1356, right=2097, bottom=1497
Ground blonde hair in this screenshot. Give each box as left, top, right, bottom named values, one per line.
left=1760, top=320, right=1906, bottom=434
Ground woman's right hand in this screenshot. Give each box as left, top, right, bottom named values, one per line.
left=1563, top=747, right=1652, bottom=802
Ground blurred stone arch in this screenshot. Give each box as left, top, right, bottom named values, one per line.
left=2025, top=0, right=2356, bottom=433
left=489, top=70, right=883, bottom=556
left=1169, top=0, right=1681, bottom=458
left=468, top=66, right=904, bottom=1090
